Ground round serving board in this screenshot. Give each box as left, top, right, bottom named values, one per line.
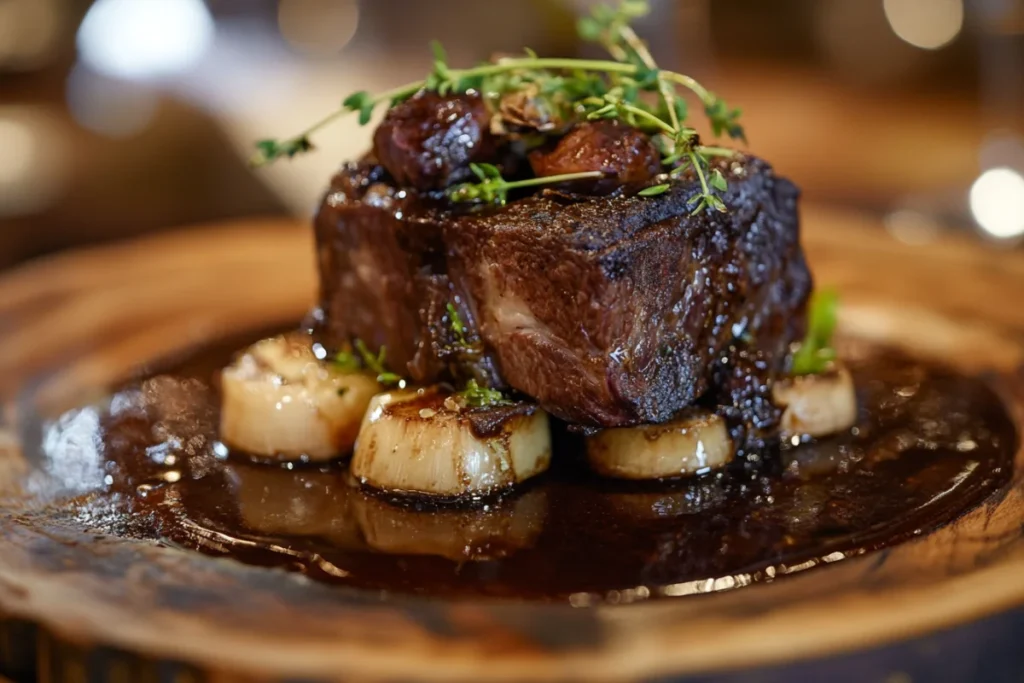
left=0, top=207, right=1023, bottom=683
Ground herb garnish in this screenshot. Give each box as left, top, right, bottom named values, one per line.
left=459, top=379, right=509, bottom=408
left=448, top=163, right=603, bottom=206
left=334, top=340, right=404, bottom=386
left=791, top=289, right=839, bottom=376
left=252, top=0, right=744, bottom=214
left=446, top=302, right=467, bottom=345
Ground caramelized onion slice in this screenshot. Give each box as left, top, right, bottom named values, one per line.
left=220, top=334, right=379, bottom=461
left=587, top=411, right=734, bottom=480
left=351, top=390, right=551, bottom=497
left=773, top=365, right=858, bottom=441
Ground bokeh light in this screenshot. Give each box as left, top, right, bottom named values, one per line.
left=883, top=0, right=964, bottom=50
left=0, top=107, right=67, bottom=217
left=77, top=0, right=215, bottom=81
left=969, top=167, right=1024, bottom=240
left=278, top=0, right=360, bottom=58
left=66, top=64, right=159, bottom=139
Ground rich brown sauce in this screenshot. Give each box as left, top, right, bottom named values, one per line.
left=44, top=329, right=1017, bottom=603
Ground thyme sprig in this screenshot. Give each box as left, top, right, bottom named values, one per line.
left=251, top=1, right=745, bottom=213
left=448, top=163, right=603, bottom=205
left=334, top=340, right=404, bottom=386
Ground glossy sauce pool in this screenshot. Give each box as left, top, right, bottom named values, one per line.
left=47, top=330, right=1017, bottom=603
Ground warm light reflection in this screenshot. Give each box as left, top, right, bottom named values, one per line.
left=0, top=107, right=66, bottom=217
left=0, top=119, right=34, bottom=189
left=278, top=0, right=360, bottom=57
left=969, top=167, right=1024, bottom=239
left=884, top=0, right=964, bottom=49
left=66, top=64, right=159, bottom=138
left=884, top=209, right=939, bottom=246
left=77, top=0, right=215, bottom=81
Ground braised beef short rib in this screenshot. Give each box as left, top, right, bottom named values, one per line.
left=315, top=155, right=811, bottom=433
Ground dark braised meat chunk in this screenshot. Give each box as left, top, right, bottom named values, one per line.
left=314, top=162, right=502, bottom=388
left=315, top=154, right=811, bottom=434
left=529, top=120, right=662, bottom=194
left=372, top=91, right=496, bottom=190
left=448, top=155, right=810, bottom=428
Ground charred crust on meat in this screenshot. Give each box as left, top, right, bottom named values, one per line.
left=315, top=150, right=811, bottom=445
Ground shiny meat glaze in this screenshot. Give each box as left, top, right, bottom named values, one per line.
left=315, top=154, right=811, bottom=438
left=372, top=91, right=497, bottom=191
left=529, top=120, right=663, bottom=194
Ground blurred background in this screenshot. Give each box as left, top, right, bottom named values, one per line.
left=0, top=0, right=1023, bottom=270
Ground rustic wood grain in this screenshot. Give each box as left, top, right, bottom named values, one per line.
left=0, top=206, right=1022, bottom=682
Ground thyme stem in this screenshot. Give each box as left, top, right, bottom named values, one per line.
left=617, top=24, right=681, bottom=133
left=253, top=57, right=725, bottom=167
left=615, top=102, right=676, bottom=135
left=503, top=170, right=605, bottom=190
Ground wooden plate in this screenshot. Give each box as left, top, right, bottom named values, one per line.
left=1, top=206, right=1023, bottom=682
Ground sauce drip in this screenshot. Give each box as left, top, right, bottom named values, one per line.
left=46, top=330, right=1017, bottom=603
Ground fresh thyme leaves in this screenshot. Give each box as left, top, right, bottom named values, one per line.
left=448, top=163, right=603, bottom=205
left=638, top=183, right=670, bottom=197
left=458, top=379, right=509, bottom=408
left=709, top=168, right=728, bottom=192
left=253, top=136, right=314, bottom=165
left=334, top=340, right=404, bottom=386
left=333, top=348, right=362, bottom=373
left=253, top=1, right=745, bottom=202
left=791, top=289, right=840, bottom=376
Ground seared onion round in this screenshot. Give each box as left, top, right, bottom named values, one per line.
left=351, top=390, right=551, bottom=497
left=220, top=334, right=379, bottom=461
left=772, top=365, right=858, bottom=441
left=587, top=410, right=734, bottom=480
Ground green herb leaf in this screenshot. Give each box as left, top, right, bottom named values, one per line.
left=476, top=163, right=502, bottom=179
left=791, top=289, right=840, bottom=375
left=459, top=379, right=509, bottom=408
left=333, top=349, right=361, bottom=373
left=709, top=168, right=728, bottom=192
left=343, top=91, right=371, bottom=111
left=431, top=40, right=448, bottom=67
left=577, top=16, right=604, bottom=41
left=358, top=105, right=374, bottom=125
left=376, top=372, right=403, bottom=387
left=620, top=0, right=651, bottom=19
left=447, top=302, right=467, bottom=344
left=335, top=339, right=406, bottom=386
left=638, top=183, right=671, bottom=197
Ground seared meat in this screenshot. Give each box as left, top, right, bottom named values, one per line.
left=315, top=154, right=811, bottom=436
left=314, top=163, right=502, bottom=387
left=529, top=120, right=662, bottom=194
left=447, top=156, right=809, bottom=428
left=373, top=91, right=495, bottom=191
